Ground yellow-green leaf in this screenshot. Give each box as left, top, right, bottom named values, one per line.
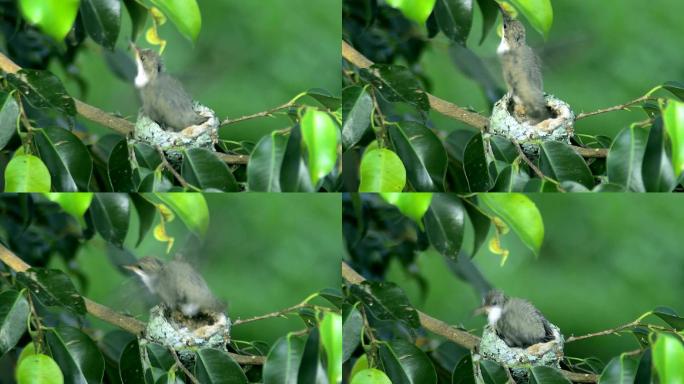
left=662, top=99, right=684, bottom=179
left=150, top=0, right=201, bottom=42
left=4, top=154, right=51, bottom=192
left=16, top=354, right=64, bottom=384
left=301, top=109, right=340, bottom=186
left=506, top=0, right=553, bottom=38
left=479, top=193, right=544, bottom=255
left=43, top=193, right=94, bottom=225
left=359, top=149, right=406, bottom=192
left=380, top=193, right=433, bottom=226
left=351, top=368, right=392, bottom=384
left=320, top=313, right=342, bottom=384
left=386, top=0, right=437, bottom=24
left=154, top=193, right=209, bottom=237
left=653, top=334, right=684, bottom=384
left=18, top=0, right=80, bottom=42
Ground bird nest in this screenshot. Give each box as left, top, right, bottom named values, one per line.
left=132, top=102, right=219, bottom=163
left=476, top=324, right=564, bottom=382
left=488, top=93, right=575, bottom=156
left=143, top=305, right=231, bottom=365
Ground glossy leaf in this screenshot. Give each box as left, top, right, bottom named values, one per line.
left=320, top=312, right=343, bottom=384
left=133, top=143, right=162, bottom=170
left=652, top=307, right=684, bottom=331
left=607, top=126, right=648, bottom=192
left=342, top=86, right=373, bottom=149
left=464, top=197, right=490, bottom=256
left=451, top=354, right=475, bottom=384
left=150, top=0, right=202, bottom=41
left=155, top=193, right=209, bottom=237
left=359, top=149, right=406, bottom=192
left=181, top=148, right=239, bottom=191
left=119, top=339, right=145, bottom=384
left=44, top=193, right=94, bottom=223
left=360, top=65, right=430, bottom=111
left=18, top=0, right=79, bottom=42
left=145, top=343, right=174, bottom=370
left=491, top=164, right=529, bottom=192
left=663, top=81, right=684, bottom=101
left=528, top=366, right=571, bottom=383
left=263, top=333, right=306, bottom=384
left=479, top=193, right=543, bottom=255
left=508, top=0, right=553, bottom=38
left=46, top=326, right=105, bottom=384
left=107, top=138, right=133, bottom=192
left=34, top=127, right=93, bottom=191
left=0, top=290, right=29, bottom=356
left=380, top=192, right=433, bottom=225
left=463, top=133, right=492, bottom=191
left=351, top=368, right=392, bottom=384
left=194, top=348, right=248, bottom=384
left=0, top=92, right=19, bottom=150
left=16, top=268, right=86, bottom=315
left=16, top=354, right=64, bottom=384
left=433, top=0, right=473, bottom=45
left=662, top=99, right=684, bottom=178
left=80, top=0, right=121, bottom=49
left=131, top=194, right=156, bottom=246
left=652, top=334, right=684, bottom=383
left=6, top=69, right=76, bottom=116
left=297, top=328, right=321, bottom=384
left=123, top=0, right=147, bottom=39
left=389, top=121, right=447, bottom=191
left=301, top=109, right=340, bottom=186
left=4, top=154, right=51, bottom=192
left=599, top=353, right=639, bottom=383
left=305, top=88, right=341, bottom=110
left=479, top=360, right=508, bottom=384
left=280, top=125, right=314, bottom=192
left=349, top=281, right=420, bottom=329
left=89, top=193, right=130, bottom=247
left=379, top=339, right=437, bottom=384
left=476, top=0, right=498, bottom=43
left=386, top=0, right=437, bottom=24
left=424, top=194, right=465, bottom=260
left=539, top=141, right=594, bottom=188
left=642, top=119, right=676, bottom=192
left=343, top=304, right=363, bottom=362
left=247, top=131, right=288, bottom=192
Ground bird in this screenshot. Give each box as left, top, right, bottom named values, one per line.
left=476, top=290, right=553, bottom=348
left=132, top=45, right=208, bottom=131
left=497, top=6, right=550, bottom=124
left=123, top=256, right=225, bottom=317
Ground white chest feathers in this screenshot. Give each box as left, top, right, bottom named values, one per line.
left=134, top=56, right=149, bottom=88
left=497, top=38, right=510, bottom=55
left=487, top=306, right=503, bottom=325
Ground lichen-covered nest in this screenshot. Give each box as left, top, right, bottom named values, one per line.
left=476, top=324, right=564, bottom=382
left=132, top=102, right=219, bottom=162
left=488, top=93, right=575, bottom=156
left=143, top=305, right=231, bottom=365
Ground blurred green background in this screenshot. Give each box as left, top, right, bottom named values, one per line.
left=54, top=0, right=341, bottom=143
left=421, top=0, right=684, bottom=138
left=69, top=194, right=342, bottom=345
left=385, top=194, right=684, bottom=362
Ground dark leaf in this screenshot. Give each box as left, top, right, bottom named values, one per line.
left=491, top=165, right=529, bottom=192
left=463, top=133, right=492, bottom=191
left=652, top=306, right=684, bottom=330
left=194, top=348, right=248, bottom=384
left=451, top=354, right=475, bottom=384
left=389, top=121, right=448, bottom=191
left=123, top=0, right=148, bottom=39
left=133, top=143, right=162, bottom=170
left=17, top=268, right=86, bottom=315
left=424, top=194, right=465, bottom=260
left=305, top=88, right=341, bottom=110
left=599, top=354, right=639, bottom=383
left=145, top=343, right=174, bottom=370
left=607, top=126, right=648, bottom=192
left=107, top=138, right=133, bottom=192
left=349, top=281, right=420, bottom=329
left=297, top=328, right=321, bottom=384
left=360, top=65, right=430, bottom=111
left=479, top=360, right=508, bottom=384
left=280, top=125, right=314, bottom=192
left=635, top=349, right=652, bottom=384
left=34, top=127, right=93, bottom=191
left=6, top=69, right=76, bottom=116
left=343, top=304, right=363, bottom=362
left=489, top=136, right=518, bottom=163
left=663, top=81, right=684, bottom=101
left=464, top=197, right=490, bottom=255
left=131, top=194, right=156, bottom=247
left=319, top=288, right=344, bottom=308
left=433, top=0, right=473, bottom=45
left=642, top=120, right=676, bottom=192
left=89, top=193, right=130, bottom=247
left=528, top=366, right=571, bottom=383
left=181, top=148, right=239, bottom=191
left=46, top=326, right=105, bottom=384
left=262, top=333, right=306, bottom=384
left=80, top=0, right=122, bottom=49
left=476, top=0, right=499, bottom=44
left=539, top=141, right=594, bottom=188
left=0, top=92, right=19, bottom=151
left=119, top=339, right=145, bottom=384
left=0, top=290, right=29, bottom=356
left=342, top=86, right=373, bottom=149
left=247, top=131, right=288, bottom=192
left=379, top=339, right=437, bottom=384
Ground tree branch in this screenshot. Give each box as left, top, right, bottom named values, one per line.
left=341, top=261, right=599, bottom=383
left=342, top=41, right=608, bottom=159
left=220, top=101, right=296, bottom=126
left=232, top=302, right=309, bottom=326
left=0, top=244, right=264, bottom=365
left=575, top=95, right=653, bottom=121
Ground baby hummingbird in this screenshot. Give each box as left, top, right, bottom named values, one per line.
left=124, top=256, right=224, bottom=317
left=132, top=45, right=208, bottom=131
left=497, top=7, right=550, bottom=124
left=475, top=290, right=553, bottom=348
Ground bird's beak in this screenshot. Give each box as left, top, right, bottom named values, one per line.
left=130, top=42, right=140, bottom=58
left=122, top=264, right=137, bottom=273
left=473, top=305, right=490, bottom=316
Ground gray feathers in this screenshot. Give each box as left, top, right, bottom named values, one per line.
left=494, top=297, right=553, bottom=348
left=154, top=260, right=225, bottom=316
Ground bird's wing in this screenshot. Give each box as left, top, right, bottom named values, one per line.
left=500, top=299, right=548, bottom=347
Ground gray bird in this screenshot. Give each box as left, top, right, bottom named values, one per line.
left=132, top=45, right=208, bottom=131
left=476, top=290, right=553, bottom=348
left=124, top=257, right=224, bottom=317
left=497, top=7, right=550, bottom=124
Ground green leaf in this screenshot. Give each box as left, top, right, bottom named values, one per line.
left=150, top=0, right=202, bottom=42
left=343, top=304, right=363, bottom=362
left=263, top=333, right=306, bottom=384
left=386, top=0, right=437, bottom=24
left=247, top=131, right=288, bottom=192
left=388, top=121, right=448, bottom=191
left=6, top=69, right=76, bottom=116
left=653, top=334, right=684, bottom=384
left=301, top=109, right=340, bottom=186
left=0, top=92, right=19, bottom=151
left=508, top=0, right=553, bottom=38
left=16, top=354, right=64, bottom=384
left=16, top=268, right=86, bottom=315
left=423, top=194, right=465, bottom=260
left=18, top=0, right=79, bottom=42
left=380, top=192, right=433, bottom=225
left=107, top=138, right=133, bottom=192
left=351, top=368, right=392, bottom=384
left=528, top=366, right=571, bottom=383
left=539, top=141, right=594, bottom=188
left=297, top=328, right=321, bottom=384
left=320, top=312, right=343, bottom=384
left=379, top=339, right=437, bottom=384
left=342, top=86, right=373, bottom=149
left=131, top=194, right=157, bottom=247
left=280, top=125, right=314, bottom=192
left=360, top=65, right=430, bottom=111
left=663, top=81, right=684, bottom=101
left=599, top=353, right=639, bottom=384
left=349, top=281, right=420, bottom=329
left=181, top=148, right=239, bottom=191
left=359, top=149, right=406, bottom=192
left=607, top=125, right=648, bottom=192
left=304, top=88, right=341, bottom=110
left=194, top=348, right=248, bottom=384
left=662, top=99, right=684, bottom=178
left=0, top=290, right=29, bottom=356
left=80, top=0, right=121, bottom=50
left=464, top=197, right=491, bottom=256
left=433, top=0, right=473, bottom=45
left=123, top=0, right=147, bottom=40
left=652, top=307, right=684, bottom=331
left=133, top=143, right=162, bottom=170
left=463, top=133, right=492, bottom=192
left=642, top=119, right=677, bottom=192
left=4, top=154, right=51, bottom=192
left=119, top=339, right=145, bottom=384
left=479, top=360, right=508, bottom=384
left=34, top=127, right=93, bottom=191
left=452, top=354, right=475, bottom=384
left=476, top=0, right=498, bottom=44
left=89, top=193, right=130, bottom=247
left=479, top=193, right=543, bottom=255
left=45, top=326, right=105, bottom=384
left=491, top=165, right=529, bottom=192
left=155, top=193, right=209, bottom=237
left=44, top=193, right=94, bottom=223
left=145, top=343, right=174, bottom=370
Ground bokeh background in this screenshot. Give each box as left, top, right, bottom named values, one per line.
left=421, top=0, right=684, bottom=138
left=62, top=194, right=342, bottom=345
left=52, top=0, right=341, bottom=143
left=383, top=194, right=684, bottom=362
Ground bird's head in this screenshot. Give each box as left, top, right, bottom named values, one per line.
left=498, top=5, right=526, bottom=47
left=475, top=290, right=508, bottom=325
left=123, top=256, right=163, bottom=292
left=132, top=44, right=163, bottom=88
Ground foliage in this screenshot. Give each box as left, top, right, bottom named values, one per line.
left=342, top=0, right=684, bottom=192
left=0, top=193, right=340, bottom=383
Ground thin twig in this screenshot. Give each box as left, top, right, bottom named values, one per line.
left=232, top=302, right=310, bottom=326
left=169, top=347, right=200, bottom=384
left=155, top=146, right=199, bottom=191
left=514, top=143, right=547, bottom=180
left=566, top=312, right=661, bottom=343
left=220, top=102, right=296, bottom=126
left=575, top=95, right=653, bottom=120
